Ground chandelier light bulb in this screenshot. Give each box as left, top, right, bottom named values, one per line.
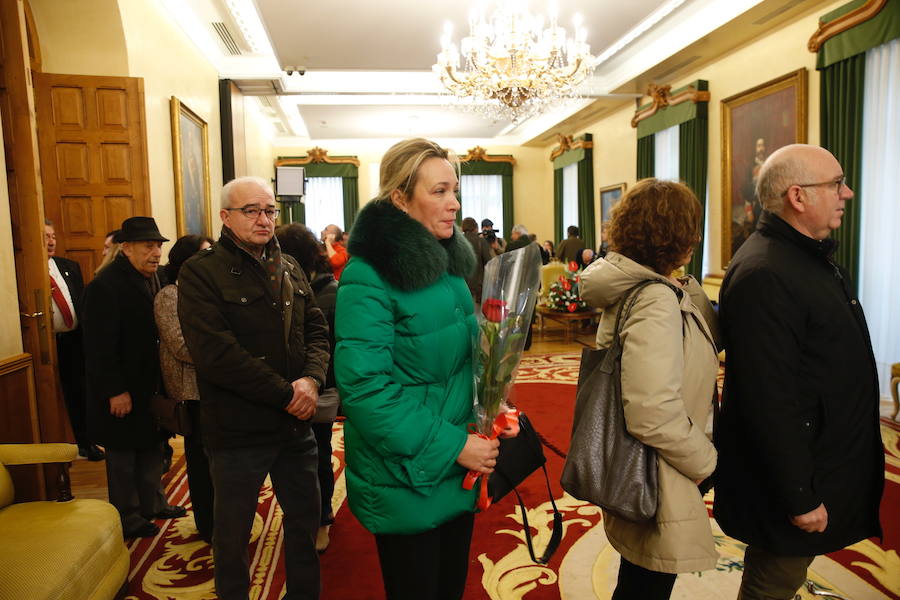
left=434, top=0, right=594, bottom=124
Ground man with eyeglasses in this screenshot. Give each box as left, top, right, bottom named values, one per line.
left=178, top=176, right=330, bottom=600
left=715, top=144, right=884, bottom=600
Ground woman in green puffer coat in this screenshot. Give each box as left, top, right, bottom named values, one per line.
left=335, top=138, right=503, bottom=600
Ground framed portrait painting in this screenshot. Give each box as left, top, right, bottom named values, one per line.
left=721, top=68, right=807, bottom=266
left=599, top=182, right=626, bottom=228
left=170, top=97, right=212, bottom=237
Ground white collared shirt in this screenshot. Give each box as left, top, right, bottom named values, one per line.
left=48, top=257, right=78, bottom=332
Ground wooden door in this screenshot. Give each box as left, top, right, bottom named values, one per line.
left=0, top=0, right=63, bottom=500
left=34, top=73, right=151, bottom=280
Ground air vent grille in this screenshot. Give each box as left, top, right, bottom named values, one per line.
left=212, top=22, right=242, bottom=56
left=753, top=0, right=807, bottom=25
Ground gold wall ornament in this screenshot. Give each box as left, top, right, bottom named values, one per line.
left=460, top=146, right=517, bottom=165
left=549, top=134, right=593, bottom=162
left=275, top=148, right=360, bottom=167
left=631, top=83, right=711, bottom=127
left=808, top=0, right=889, bottom=53
left=433, top=2, right=595, bottom=124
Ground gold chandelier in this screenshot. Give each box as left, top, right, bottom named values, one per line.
left=433, top=1, right=595, bottom=124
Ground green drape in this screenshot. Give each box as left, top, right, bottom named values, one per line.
left=578, top=142, right=596, bottom=250
left=282, top=197, right=305, bottom=224
left=276, top=158, right=359, bottom=230
left=341, top=177, right=359, bottom=232
left=679, top=118, right=709, bottom=279
left=553, top=169, right=564, bottom=243
left=820, top=52, right=866, bottom=290
left=460, top=159, right=514, bottom=240
left=552, top=134, right=594, bottom=246
left=637, top=135, right=655, bottom=179
left=817, top=0, right=900, bottom=68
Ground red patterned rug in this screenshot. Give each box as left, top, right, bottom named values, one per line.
left=124, top=353, right=900, bottom=599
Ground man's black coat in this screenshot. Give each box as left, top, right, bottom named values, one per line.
left=714, top=211, right=884, bottom=556
left=81, top=254, right=162, bottom=450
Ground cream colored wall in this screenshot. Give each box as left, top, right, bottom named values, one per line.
left=116, top=0, right=223, bottom=248
left=566, top=0, right=844, bottom=275
left=29, top=0, right=129, bottom=76
left=270, top=140, right=553, bottom=240
left=244, top=98, right=275, bottom=189
left=0, top=109, right=23, bottom=357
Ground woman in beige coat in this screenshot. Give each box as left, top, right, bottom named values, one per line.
left=580, top=179, right=720, bottom=599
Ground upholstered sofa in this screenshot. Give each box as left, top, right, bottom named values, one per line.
left=0, top=443, right=128, bottom=600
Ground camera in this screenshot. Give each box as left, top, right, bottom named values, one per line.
left=285, top=66, right=307, bottom=76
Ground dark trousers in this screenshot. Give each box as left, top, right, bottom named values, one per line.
left=184, top=400, right=214, bottom=541
left=374, top=511, right=475, bottom=600
left=612, top=556, right=677, bottom=600
left=208, top=431, right=321, bottom=600
left=56, top=330, right=89, bottom=447
left=105, top=443, right=168, bottom=535
left=311, top=422, right=334, bottom=525
left=738, top=545, right=815, bottom=600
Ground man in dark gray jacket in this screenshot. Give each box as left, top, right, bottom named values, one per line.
left=179, top=176, right=330, bottom=600
left=715, top=144, right=884, bottom=600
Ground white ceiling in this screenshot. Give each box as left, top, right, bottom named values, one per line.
left=160, top=0, right=821, bottom=145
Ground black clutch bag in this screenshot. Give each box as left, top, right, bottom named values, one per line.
left=486, top=413, right=562, bottom=565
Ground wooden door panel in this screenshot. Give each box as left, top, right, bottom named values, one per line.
left=35, top=72, right=151, bottom=277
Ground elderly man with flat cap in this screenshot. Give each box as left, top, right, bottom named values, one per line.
left=715, top=144, right=884, bottom=599
left=82, top=216, right=186, bottom=539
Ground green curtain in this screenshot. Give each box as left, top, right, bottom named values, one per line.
left=553, top=168, right=564, bottom=243
left=341, top=177, right=359, bottom=232
left=577, top=137, right=596, bottom=250
left=820, top=53, right=866, bottom=290
left=637, top=135, right=655, bottom=179
left=282, top=197, right=305, bottom=224
left=460, top=160, right=514, bottom=240
left=679, top=118, right=709, bottom=279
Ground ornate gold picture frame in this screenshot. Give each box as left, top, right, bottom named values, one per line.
left=170, top=97, right=212, bottom=237
left=721, top=69, right=807, bottom=266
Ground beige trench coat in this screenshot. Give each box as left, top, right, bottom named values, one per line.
left=580, top=252, right=720, bottom=574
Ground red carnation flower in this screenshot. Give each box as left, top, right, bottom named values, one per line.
left=567, top=302, right=578, bottom=312
left=568, top=261, right=578, bottom=272
left=563, top=280, right=571, bottom=291
left=482, top=298, right=509, bottom=323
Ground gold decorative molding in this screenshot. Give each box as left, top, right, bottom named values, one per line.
left=549, top=134, right=593, bottom=162
left=276, top=147, right=360, bottom=167
left=808, top=0, right=888, bottom=53
left=460, top=146, right=516, bottom=165
left=631, top=83, right=711, bottom=128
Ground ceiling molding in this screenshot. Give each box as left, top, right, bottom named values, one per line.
left=549, top=134, right=594, bottom=162
left=460, top=146, right=517, bottom=166
left=807, top=0, right=888, bottom=52
left=631, top=82, right=710, bottom=127
left=275, top=147, right=360, bottom=167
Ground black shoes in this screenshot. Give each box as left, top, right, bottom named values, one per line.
left=78, top=444, right=106, bottom=461
left=153, top=505, right=187, bottom=520
left=125, top=522, right=160, bottom=539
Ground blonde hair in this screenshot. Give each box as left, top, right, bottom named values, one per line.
left=376, top=138, right=459, bottom=203
left=95, top=243, right=121, bottom=274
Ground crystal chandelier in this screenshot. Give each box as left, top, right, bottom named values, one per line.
left=433, top=1, right=595, bottom=124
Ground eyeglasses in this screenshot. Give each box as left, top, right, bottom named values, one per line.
left=784, top=176, right=846, bottom=197
left=225, top=205, right=280, bottom=220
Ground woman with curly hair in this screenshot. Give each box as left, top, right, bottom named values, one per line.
left=580, top=178, right=721, bottom=600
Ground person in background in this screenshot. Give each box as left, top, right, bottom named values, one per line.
left=715, top=144, right=883, bottom=600
left=82, top=216, right=186, bottom=539
left=154, top=234, right=215, bottom=543
left=542, top=240, right=556, bottom=263
left=504, top=224, right=532, bottom=253
left=179, top=176, right=329, bottom=600
left=461, top=217, right=492, bottom=304
left=321, top=223, right=348, bottom=280
left=556, top=225, right=585, bottom=264
left=45, top=219, right=104, bottom=461
left=580, top=179, right=719, bottom=600
left=277, top=222, right=340, bottom=553
left=575, top=247, right=596, bottom=271
left=481, top=218, right=506, bottom=254
left=335, top=138, right=513, bottom=599
left=95, top=230, right=122, bottom=275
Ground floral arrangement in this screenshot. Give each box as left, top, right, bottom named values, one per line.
left=546, top=261, right=588, bottom=313
left=463, top=244, right=542, bottom=509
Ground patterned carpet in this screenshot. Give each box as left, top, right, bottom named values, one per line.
left=123, top=353, right=900, bottom=599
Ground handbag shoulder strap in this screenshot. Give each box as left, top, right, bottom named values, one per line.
left=610, top=279, right=680, bottom=349
left=510, top=463, right=563, bottom=565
